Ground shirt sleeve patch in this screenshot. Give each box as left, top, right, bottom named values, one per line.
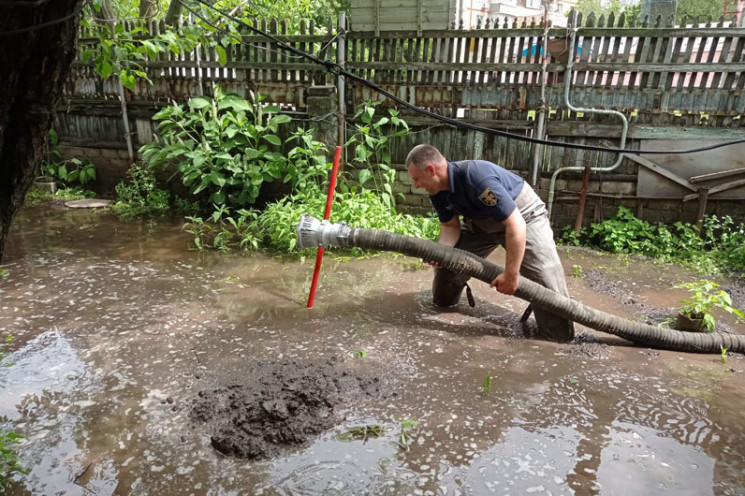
left=477, top=188, right=498, bottom=207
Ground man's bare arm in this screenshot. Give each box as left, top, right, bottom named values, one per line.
left=490, top=209, right=526, bottom=295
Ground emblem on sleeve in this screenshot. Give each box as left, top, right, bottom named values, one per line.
left=477, top=188, right=498, bottom=206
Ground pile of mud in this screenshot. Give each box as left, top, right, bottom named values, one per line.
left=189, top=358, right=386, bottom=459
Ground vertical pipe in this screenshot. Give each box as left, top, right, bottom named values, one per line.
left=531, top=0, right=550, bottom=187
left=337, top=11, right=346, bottom=158
left=306, top=145, right=343, bottom=308
left=574, top=162, right=592, bottom=232
left=117, top=78, right=135, bottom=161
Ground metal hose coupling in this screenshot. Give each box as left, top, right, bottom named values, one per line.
left=296, top=215, right=353, bottom=249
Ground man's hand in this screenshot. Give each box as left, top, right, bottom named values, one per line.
left=490, top=271, right=519, bottom=295
left=423, top=259, right=442, bottom=267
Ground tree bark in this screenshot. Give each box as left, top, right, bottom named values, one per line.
left=139, top=0, right=157, bottom=19
left=0, top=0, right=83, bottom=263
left=165, top=0, right=184, bottom=26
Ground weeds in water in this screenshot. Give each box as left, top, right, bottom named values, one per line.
left=337, top=424, right=386, bottom=442
left=0, top=335, right=27, bottom=490
left=572, top=265, right=585, bottom=278
left=0, top=268, right=8, bottom=278
left=396, top=418, right=420, bottom=451
left=350, top=350, right=368, bottom=358
left=721, top=346, right=729, bottom=365
left=480, top=374, right=493, bottom=395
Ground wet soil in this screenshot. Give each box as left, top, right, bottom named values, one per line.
left=189, top=358, right=387, bottom=459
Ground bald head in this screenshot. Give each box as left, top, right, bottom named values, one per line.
left=405, top=144, right=447, bottom=171
left=405, top=144, right=449, bottom=195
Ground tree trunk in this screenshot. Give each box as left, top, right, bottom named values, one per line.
left=0, top=0, right=83, bottom=263
left=139, top=0, right=157, bottom=19
left=165, top=0, right=184, bottom=26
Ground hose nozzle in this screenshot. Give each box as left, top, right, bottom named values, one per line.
left=296, top=215, right=352, bottom=249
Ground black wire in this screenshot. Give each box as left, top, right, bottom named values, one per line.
left=0, top=4, right=80, bottom=36
left=189, top=0, right=745, bottom=157
left=0, top=0, right=53, bottom=7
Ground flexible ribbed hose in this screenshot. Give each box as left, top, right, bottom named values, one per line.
left=299, top=218, right=744, bottom=354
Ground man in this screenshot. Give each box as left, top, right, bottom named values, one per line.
left=405, top=144, right=574, bottom=343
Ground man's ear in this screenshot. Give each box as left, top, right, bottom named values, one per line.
left=426, top=164, right=436, bottom=175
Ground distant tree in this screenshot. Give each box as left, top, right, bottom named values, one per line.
left=676, top=0, right=736, bottom=23
left=574, top=0, right=625, bottom=19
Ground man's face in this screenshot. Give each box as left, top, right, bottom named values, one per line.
left=407, top=164, right=440, bottom=195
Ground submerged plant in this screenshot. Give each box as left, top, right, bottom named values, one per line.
left=337, top=424, right=387, bottom=442
left=396, top=418, right=420, bottom=451
left=480, top=374, right=493, bottom=394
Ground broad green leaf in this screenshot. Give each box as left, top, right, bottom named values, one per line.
left=216, top=46, right=227, bottom=65
left=210, top=172, right=226, bottom=187
left=358, top=168, right=372, bottom=186
left=188, top=97, right=211, bottom=109
left=269, top=114, right=291, bottom=125
left=263, top=134, right=281, bottom=146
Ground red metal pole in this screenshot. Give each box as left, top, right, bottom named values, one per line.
left=306, top=145, right=342, bottom=308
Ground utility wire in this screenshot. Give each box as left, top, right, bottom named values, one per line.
left=190, top=0, right=745, bottom=156
left=0, top=4, right=80, bottom=36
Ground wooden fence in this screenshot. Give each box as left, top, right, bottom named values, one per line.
left=66, top=12, right=745, bottom=119
left=58, top=12, right=745, bottom=227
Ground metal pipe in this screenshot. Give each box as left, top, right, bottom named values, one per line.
left=546, top=13, right=629, bottom=221
left=530, top=0, right=551, bottom=187
left=336, top=11, right=346, bottom=155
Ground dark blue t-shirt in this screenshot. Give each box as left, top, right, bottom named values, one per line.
left=430, top=160, right=524, bottom=223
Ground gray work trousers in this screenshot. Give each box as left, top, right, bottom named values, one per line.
left=432, top=182, right=575, bottom=342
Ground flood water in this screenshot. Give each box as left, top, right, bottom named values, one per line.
left=1, top=204, right=744, bottom=496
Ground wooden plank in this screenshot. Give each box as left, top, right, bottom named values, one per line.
left=621, top=153, right=697, bottom=192
left=689, top=168, right=745, bottom=184
left=682, top=178, right=745, bottom=202
left=724, top=37, right=744, bottom=90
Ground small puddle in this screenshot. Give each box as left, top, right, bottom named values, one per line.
left=1, top=205, right=744, bottom=495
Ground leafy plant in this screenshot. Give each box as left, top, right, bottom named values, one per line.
left=562, top=208, right=745, bottom=277
left=283, top=129, right=332, bottom=191
left=258, top=188, right=440, bottom=253
left=0, top=336, right=27, bottom=491
left=675, top=279, right=745, bottom=332
left=111, top=164, right=170, bottom=218
left=141, top=87, right=290, bottom=208
left=43, top=158, right=97, bottom=188
left=345, top=101, right=409, bottom=210
left=0, top=430, right=26, bottom=492
left=79, top=18, right=202, bottom=91
left=39, top=129, right=97, bottom=188
left=721, top=346, right=729, bottom=365
left=183, top=207, right=261, bottom=252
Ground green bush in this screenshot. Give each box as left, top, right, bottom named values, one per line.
left=110, top=164, right=171, bottom=219
left=140, top=87, right=290, bottom=208
left=258, top=188, right=440, bottom=253
left=562, top=207, right=745, bottom=276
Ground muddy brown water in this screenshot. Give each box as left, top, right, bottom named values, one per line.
left=1, top=204, right=744, bottom=496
